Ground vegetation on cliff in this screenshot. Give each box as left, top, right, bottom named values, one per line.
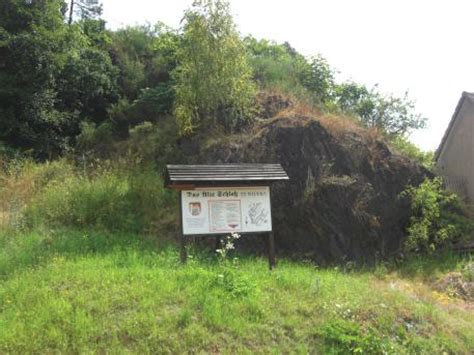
left=1, top=0, right=426, bottom=159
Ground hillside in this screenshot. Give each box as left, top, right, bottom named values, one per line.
left=171, top=98, right=427, bottom=262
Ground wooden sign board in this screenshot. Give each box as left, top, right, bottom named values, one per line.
left=166, top=164, right=289, bottom=269
left=181, top=186, right=272, bottom=235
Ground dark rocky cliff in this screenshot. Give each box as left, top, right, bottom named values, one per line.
left=179, top=111, right=427, bottom=263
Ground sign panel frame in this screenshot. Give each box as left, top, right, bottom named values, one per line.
left=180, top=186, right=273, bottom=236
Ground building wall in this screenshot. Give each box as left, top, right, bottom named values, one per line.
left=437, top=95, right=474, bottom=204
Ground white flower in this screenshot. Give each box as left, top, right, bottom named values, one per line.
left=231, top=232, right=241, bottom=239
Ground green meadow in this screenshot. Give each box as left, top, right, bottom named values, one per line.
left=0, top=229, right=472, bottom=354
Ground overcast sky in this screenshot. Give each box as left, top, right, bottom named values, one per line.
left=101, top=0, right=474, bottom=151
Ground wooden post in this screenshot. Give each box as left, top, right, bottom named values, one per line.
left=268, top=232, right=276, bottom=270
left=214, top=235, right=221, bottom=253
left=180, top=235, right=187, bottom=264
left=178, top=191, right=187, bottom=264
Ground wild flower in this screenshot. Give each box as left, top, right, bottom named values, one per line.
left=216, top=232, right=241, bottom=262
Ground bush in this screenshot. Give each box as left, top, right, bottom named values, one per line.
left=173, top=0, right=257, bottom=135
left=401, top=177, right=473, bottom=253
left=24, top=168, right=176, bottom=233
left=390, top=135, right=434, bottom=169
left=316, top=319, right=391, bottom=354
left=0, top=159, right=76, bottom=230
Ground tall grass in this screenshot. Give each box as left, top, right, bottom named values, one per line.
left=0, top=159, right=75, bottom=229
left=0, top=159, right=177, bottom=234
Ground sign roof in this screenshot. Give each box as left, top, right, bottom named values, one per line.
left=166, top=164, right=289, bottom=186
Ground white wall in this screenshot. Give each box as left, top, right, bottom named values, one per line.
left=437, top=95, right=474, bottom=203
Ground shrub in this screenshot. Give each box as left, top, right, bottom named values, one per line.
left=24, top=168, right=176, bottom=233
left=401, top=177, right=473, bottom=253
left=316, top=319, right=391, bottom=354
left=173, top=0, right=257, bottom=135
left=0, top=159, right=75, bottom=230
left=462, top=261, right=474, bottom=282
left=390, top=135, right=434, bottom=169
left=76, top=121, right=116, bottom=156
left=212, top=268, right=257, bottom=298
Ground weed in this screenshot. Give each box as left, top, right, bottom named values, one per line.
left=401, top=177, right=473, bottom=253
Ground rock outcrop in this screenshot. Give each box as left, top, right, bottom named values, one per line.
left=180, top=110, right=428, bottom=263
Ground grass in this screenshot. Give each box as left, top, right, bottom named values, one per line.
left=0, top=229, right=473, bottom=353
left=0, top=159, right=178, bottom=234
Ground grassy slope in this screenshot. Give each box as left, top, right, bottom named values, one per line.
left=0, top=230, right=473, bottom=354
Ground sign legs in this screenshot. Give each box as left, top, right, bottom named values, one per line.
left=214, top=236, right=221, bottom=253
left=180, top=235, right=187, bottom=264
left=267, top=232, right=276, bottom=270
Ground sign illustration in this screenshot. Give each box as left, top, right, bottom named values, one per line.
left=189, top=202, right=202, bottom=216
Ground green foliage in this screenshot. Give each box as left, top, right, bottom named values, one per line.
left=0, top=230, right=472, bottom=353
left=0, top=0, right=118, bottom=157
left=111, top=24, right=179, bottom=101
left=132, top=119, right=183, bottom=169
left=68, top=0, right=103, bottom=23
left=390, top=135, right=434, bottom=169
left=462, top=261, right=474, bottom=282
left=393, top=251, right=469, bottom=280
left=25, top=167, right=176, bottom=233
left=56, top=46, right=119, bottom=126
left=334, top=82, right=426, bottom=136
left=0, top=0, right=66, bottom=34
left=173, top=0, right=257, bottom=135
left=107, top=24, right=178, bottom=139
left=316, top=319, right=391, bottom=354
left=106, top=83, right=175, bottom=138
left=0, top=0, right=427, bottom=158
left=0, top=10, right=68, bottom=155
left=76, top=121, right=115, bottom=155
left=245, top=37, right=424, bottom=137
left=212, top=268, right=257, bottom=298
left=300, top=54, right=335, bottom=104
left=0, top=142, right=19, bottom=159
left=0, top=157, right=176, bottom=234
left=245, top=37, right=310, bottom=96
left=245, top=38, right=338, bottom=107
left=401, top=177, right=473, bottom=253
left=80, top=18, right=111, bottom=49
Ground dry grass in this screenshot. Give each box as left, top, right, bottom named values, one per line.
left=0, top=162, right=40, bottom=228
left=180, top=90, right=388, bottom=160
left=0, top=160, right=75, bottom=228
left=270, top=96, right=384, bottom=142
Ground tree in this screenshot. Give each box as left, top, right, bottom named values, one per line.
left=335, top=82, right=426, bottom=136
left=56, top=47, right=119, bottom=127
left=0, top=0, right=69, bottom=156
left=300, top=54, right=335, bottom=104
left=0, top=0, right=67, bottom=34
left=173, top=0, right=256, bottom=135
left=0, top=0, right=118, bottom=157
left=68, top=0, right=102, bottom=25
left=244, top=36, right=310, bottom=94
left=110, top=24, right=179, bottom=101
left=108, top=24, right=179, bottom=135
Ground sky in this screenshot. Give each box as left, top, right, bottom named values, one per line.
left=101, top=0, right=474, bottom=151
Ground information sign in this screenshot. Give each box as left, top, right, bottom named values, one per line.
left=181, top=186, right=272, bottom=235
